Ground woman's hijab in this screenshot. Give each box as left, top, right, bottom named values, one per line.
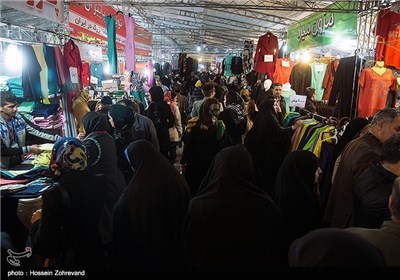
left=108, top=104, right=135, bottom=129
left=183, top=144, right=284, bottom=270
left=49, top=137, right=88, bottom=178
left=82, top=111, right=111, bottom=135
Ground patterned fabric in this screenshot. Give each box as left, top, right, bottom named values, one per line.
left=50, top=137, right=87, bottom=177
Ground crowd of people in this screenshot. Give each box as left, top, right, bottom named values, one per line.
left=1, top=71, right=399, bottom=276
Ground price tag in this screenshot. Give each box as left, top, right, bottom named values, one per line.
left=315, top=64, right=325, bottom=72
left=69, top=67, right=78, bottom=84
left=282, top=60, right=290, bottom=67
left=90, top=76, right=99, bottom=84
left=289, top=94, right=307, bottom=108
left=264, top=55, right=273, bottom=62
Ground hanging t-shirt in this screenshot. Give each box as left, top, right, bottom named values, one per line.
left=105, top=15, right=118, bottom=74
left=357, top=68, right=397, bottom=118
left=273, top=58, right=294, bottom=84
left=124, top=15, right=136, bottom=72
left=375, top=9, right=400, bottom=70
left=311, top=62, right=327, bottom=101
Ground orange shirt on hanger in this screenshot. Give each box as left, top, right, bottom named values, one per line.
left=357, top=68, right=397, bottom=118
left=273, top=58, right=294, bottom=84
left=375, top=9, right=400, bottom=70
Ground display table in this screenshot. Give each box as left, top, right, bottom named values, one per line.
left=1, top=159, right=52, bottom=250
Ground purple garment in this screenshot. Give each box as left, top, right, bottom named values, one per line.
left=124, top=15, right=136, bottom=71
left=148, top=60, right=154, bottom=87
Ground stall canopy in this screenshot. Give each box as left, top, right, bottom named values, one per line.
left=0, top=1, right=398, bottom=55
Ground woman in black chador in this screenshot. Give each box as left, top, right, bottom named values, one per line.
left=244, top=96, right=297, bottom=194
left=183, top=144, right=284, bottom=271
left=113, top=140, right=190, bottom=274
left=30, top=138, right=106, bottom=272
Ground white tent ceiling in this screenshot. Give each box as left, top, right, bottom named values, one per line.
left=0, top=1, right=397, bottom=57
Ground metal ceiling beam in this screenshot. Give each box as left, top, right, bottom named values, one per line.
left=71, top=0, right=365, bottom=12
left=207, top=7, right=297, bottom=26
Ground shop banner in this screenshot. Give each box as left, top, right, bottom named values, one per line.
left=69, top=3, right=152, bottom=57
left=287, top=1, right=358, bottom=52
left=2, top=0, right=64, bottom=24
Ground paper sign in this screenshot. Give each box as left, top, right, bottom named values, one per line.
left=90, top=76, right=99, bottom=85
left=282, top=60, right=290, bottom=67
left=289, top=94, right=307, bottom=108
left=315, top=64, right=325, bottom=72
left=264, top=55, right=273, bottom=62
left=69, top=67, right=78, bottom=84
left=102, top=80, right=119, bottom=92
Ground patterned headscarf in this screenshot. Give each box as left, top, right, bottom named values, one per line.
left=50, top=137, right=88, bottom=177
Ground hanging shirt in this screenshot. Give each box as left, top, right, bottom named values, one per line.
left=124, top=15, right=136, bottom=72
left=357, top=68, right=397, bottom=118
left=375, top=9, right=400, bottom=70
left=273, top=58, right=294, bottom=84
left=311, top=62, right=327, bottom=101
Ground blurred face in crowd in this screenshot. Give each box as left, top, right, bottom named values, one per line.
left=272, top=85, right=282, bottom=98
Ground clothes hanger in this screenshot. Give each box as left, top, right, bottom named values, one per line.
left=321, top=128, right=338, bottom=144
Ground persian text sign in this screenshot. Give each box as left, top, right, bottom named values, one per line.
left=2, top=0, right=63, bottom=24
left=289, top=95, right=307, bottom=108
left=287, top=1, right=358, bottom=51
left=69, top=3, right=152, bottom=56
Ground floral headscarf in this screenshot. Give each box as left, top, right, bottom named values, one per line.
left=50, top=137, right=88, bottom=177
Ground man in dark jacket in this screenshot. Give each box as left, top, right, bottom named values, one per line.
left=353, top=133, right=400, bottom=228
left=324, top=108, right=400, bottom=228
